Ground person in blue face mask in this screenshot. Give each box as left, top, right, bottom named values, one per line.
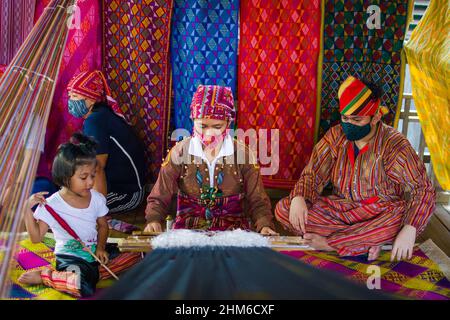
left=65, top=70, right=146, bottom=215
left=275, top=75, right=436, bottom=263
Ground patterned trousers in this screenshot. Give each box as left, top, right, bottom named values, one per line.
left=40, top=244, right=141, bottom=297
left=275, top=195, right=405, bottom=256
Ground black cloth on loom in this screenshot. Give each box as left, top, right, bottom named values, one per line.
left=98, top=247, right=393, bottom=300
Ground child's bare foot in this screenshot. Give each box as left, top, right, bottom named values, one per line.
left=304, top=233, right=335, bottom=251
left=368, top=246, right=381, bottom=261
left=18, top=271, right=43, bottom=285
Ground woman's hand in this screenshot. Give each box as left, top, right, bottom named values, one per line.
left=289, top=196, right=308, bottom=234
left=259, top=227, right=279, bottom=236
left=391, top=225, right=417, bottom=262
left=144, top=221, right=162, bottom=233
left=26, top=192, right=48, bottom=209
left=95, top=248, right=109, bottom=264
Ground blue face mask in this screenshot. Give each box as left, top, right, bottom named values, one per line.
left=68, top=99, right=89, bottom=118
left=341, top=121, right=372, bottom=141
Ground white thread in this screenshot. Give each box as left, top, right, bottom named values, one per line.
left=151, top=229, right=270, bottom=249
left=11, top=66, right=55, bottom=83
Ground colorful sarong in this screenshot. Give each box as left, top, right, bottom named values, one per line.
left=171, top=0, right=239, bottom=131
left=238, top=0, right=322, bottom=189
left=404, top=0, right=450, bottom=190
left=103, top=0, right=173, bottom=180
left=318, top=1, right=411, bottom=139
left=35, top=0, right=103, bottom=179
left=174, top=192, right=249, bottom=231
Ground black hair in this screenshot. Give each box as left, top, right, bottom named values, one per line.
left=90, top=100, right=129, bottom=124
left=360, top=78, right=382, bottom=101
left=52, top=133, right=98, bottom=188
left=91, top=100, right=109, bottom=112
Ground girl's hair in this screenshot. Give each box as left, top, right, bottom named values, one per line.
left=52, top=133, right=98, bottom=188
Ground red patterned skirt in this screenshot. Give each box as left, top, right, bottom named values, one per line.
left=173, top=192, right=250, bottom=231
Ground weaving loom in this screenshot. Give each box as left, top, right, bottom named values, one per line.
left=117, top=231, right=310, bottom=253
left=102, top=229, right=390, bottom=300
left=0, top=0, right=75, bottom=297
left=7, top=232, right=450, bottom=300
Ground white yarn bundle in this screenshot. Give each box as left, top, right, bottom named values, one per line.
left=151, top=229, right=270, bottom=249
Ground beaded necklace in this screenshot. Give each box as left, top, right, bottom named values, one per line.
left=196, top=160, right=225, bottom=224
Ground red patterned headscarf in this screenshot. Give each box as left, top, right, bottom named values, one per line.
left=190, top=85, right=236, bottom=122
left=338, top=76, right=388, bottom=116
left=67, top=70, right=127, bottom=121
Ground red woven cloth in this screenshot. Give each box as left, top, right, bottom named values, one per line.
left=238, top=0, right=322, bottom=189
left=34, top=0, right=103, bottom=179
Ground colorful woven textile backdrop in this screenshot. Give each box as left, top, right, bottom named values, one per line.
left=35, top=0, right=103, bottom=179
left=0, top=0, right=36, bottom=65
left=318, top=0, right=411, bottom=139
left=171, top=0, right=239, bottom=132
left=103, top=0, right=173, bottom=180
left=238, top=0, right=321, bottom=189
left=404, top=0, right=450, bottom=190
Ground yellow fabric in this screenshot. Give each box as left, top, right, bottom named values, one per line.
left=404, top=0, right=450, bottom=190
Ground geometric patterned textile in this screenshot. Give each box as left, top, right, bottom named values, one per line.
left=0, top=64, right=6, bottom=79
left=7, top=237, right=114, bottom=300
left=34, top=0, right=103, bottom=179
left=318, top=1, right=411, bottom=139
left=103, top=0, right=174, bottom=180
left=280, top=247, right=450, bottom=300
left=171, top=0, right=239, bottom=132
left=238, top=0, right=322, bottom=189
left=404, top=0, right=450, bottom=190
left=0, top=0, right=36, bottom=65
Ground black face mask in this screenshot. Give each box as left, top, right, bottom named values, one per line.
left=341, top=120, right=372, bottom=141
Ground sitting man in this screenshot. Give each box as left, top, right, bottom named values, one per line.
left=275, top=75, right=436, bottom=261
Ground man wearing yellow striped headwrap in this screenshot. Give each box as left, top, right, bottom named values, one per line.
left=275, top=75, right=436, bottom=262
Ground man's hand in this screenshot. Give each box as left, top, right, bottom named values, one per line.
left=144, top=221, right=162, bottom=233
left=391, top=225, right=416, bottom=262
left=289, top=196, right=308, bottom=234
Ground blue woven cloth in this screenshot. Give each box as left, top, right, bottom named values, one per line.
left=170, top=0, right=239, bottom=131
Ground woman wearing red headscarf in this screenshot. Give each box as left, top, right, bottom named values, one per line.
left=66, top=70, right=145, bottom=214
left=144, top=85, right=277, bottom=235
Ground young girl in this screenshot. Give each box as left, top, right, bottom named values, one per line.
left=18, top=133, right=141, bottom=298
left=145, top=85, right=278, bottom=235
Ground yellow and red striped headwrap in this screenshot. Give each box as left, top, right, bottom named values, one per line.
left=338, top=76, right=388, bottom=116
